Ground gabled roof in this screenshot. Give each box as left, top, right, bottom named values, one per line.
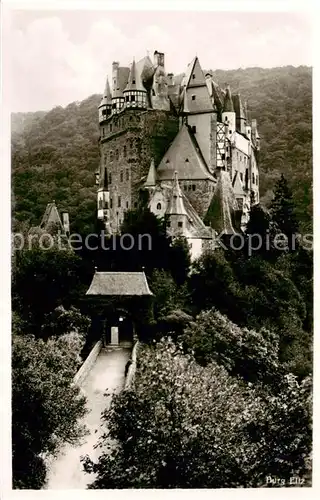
left=40, top=201, right=64, bottom=231
left=223, top=85, right=234, bottom=113
left=124, top=59, right=146, bottom=93
left=204, top=170, right=239, bottom=234
left=145, top=158, right=157, bottom=187
left=183, top=57, right=207, bottom=88
left=157, top=123, right=215, bottom=181
left=166, top=172, right=188, bottom=216
left=86, top=271, right=153, bottom=296
left=136, top=55, right=155, bottom=85
left=232, top=170, right=244, bottom=194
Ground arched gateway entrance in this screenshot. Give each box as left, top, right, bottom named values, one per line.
left=85, top=271, right=153, bottom=348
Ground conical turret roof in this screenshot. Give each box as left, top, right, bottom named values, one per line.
left=166, top=171, right=188, bottom=216
left=124, top=59, right=146, bottom=93
left=204, top=170, right=238, bottom=234
left=145, top=158, right=157, bottom=187
left=99, top=77, right=112, bottom=107
left=223, top=85, right=234, bottom=112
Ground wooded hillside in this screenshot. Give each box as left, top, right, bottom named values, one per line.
left=12, top=65, right=312, bottom=233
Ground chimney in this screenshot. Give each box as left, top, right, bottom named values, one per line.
left=154, top=50, right=165, bottom=68
left=112, top=61, right=119, bottom=93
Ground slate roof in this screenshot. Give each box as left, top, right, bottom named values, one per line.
left=223, top=86, right=234, bottom=113
left=157, top=123, right=215, bottom=181
left=86, top=271, right=153, bottom=296
left=204, top=170, right=239, bottom=234
left=124, top=59, right=146, bottom=93
left=145, top=158, right=157, bottom=187
left=40, top=202, right=64, bottom=231
left=233, top=94, right=246, bottom=121
left=166, top=172, right=188, bottom=216
left=113, top=67, right=130, bottom=98
left=99, top=77, right=112, bottom=107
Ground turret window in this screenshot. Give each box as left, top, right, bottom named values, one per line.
left=192, top=74, right=195, bottom=79
left=131, top=95, right=136, bottom=102
left=178, top=221, right=183, bottom=228
left=126, top=96, right=129, bottom=102
left=191, top=126, right=196, bottom=134
left=157, top=203, right=162, bottom=210
left=167, top=221, right=171, bottom=227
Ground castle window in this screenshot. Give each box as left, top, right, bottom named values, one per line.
left=192, top=95, right=196, bottom=100
left=184, top=185, right=187, bottom=190
left=120, top=171, right=123, bottom=182
left=109, top=173, right=112, bottom=184
left=110, top=151, right=113, bottom=162
left=110, top=198, right=113, bottom=208
left=252, top=174, right=255, bottom=184
left=157, top=203, right=162, bottom=210
left=126, top=96, right=129, bottom=102
left=185, top=158, right=189, bottom=163
left=126, top=201, right=129, bottom=208
left=191, top=125, right=196, bottom=134
left=178, top=221, right=183, bottom=228
left=192, top=184, right=196, bottom=191
left=118, top=196, right=121, bottom=207
left=240, top=172, right=243, bottom=181
left=115, top=149, right=119, bottom=160
left=166, top=159, right=170, bottom=164
left=131, top=95, right=136, bottom=102
left=132, top=79, right=136, bottom=84
left=98, top=199, right=103, bottom=209
left=102, top=128, right=105, bottom=137
left=134, top=202, right=138, bottom=208
left=102, top=109, right=106, bottom=115
left=126, top=169, right=129, bottom=181
left=124, top=145, right=127, bottom=157
left=167, top=221, right=171, bottom=227
left=192, top=74, right=195, bottom=79
left=110, top=124, right=113, bottom=131
left=112, top=103, right=116, bottom=109
left=152, top=89, right=156, bottom=96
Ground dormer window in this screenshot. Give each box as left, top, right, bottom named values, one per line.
left=192, top=74, right=195, bottom=79
left=166, top=159, right=170, bottom=164
left=192, top=95, right=196, bottom=100
left=132, top=79, right=136, bottom=84
left=178, top=221, right=183, bottom=228
left=185, top=158, right=189, bottom=163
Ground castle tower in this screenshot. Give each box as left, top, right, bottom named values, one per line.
left=181, top=56, right=217, bottom=173
left=123, top=59, right=148, bottom=109
left=222, top=85, right=236, bottom=135
left=151, top=50, right=170, bottom=111
left=98, top=77, right=112, bottom=123
left=166, top=171, right=189, bottom=236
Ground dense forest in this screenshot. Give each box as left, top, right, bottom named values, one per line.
left=12, top=65, right=312, bottom=233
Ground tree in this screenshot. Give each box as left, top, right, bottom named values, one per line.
left=167, top=236, right=191, bottom=286
left=270, top=174, right=299, bottom=246
left=12, top=333, right=88, bottom=489
left=182, top=308, right=282, bottom=387
left=83, top=340, right=312, bottom=488
left=12, top=247, right=87, bottom=337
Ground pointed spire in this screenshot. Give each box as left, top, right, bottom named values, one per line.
left=145, top=158, right=157, bottom=187
left=223, top=85, right=234, bottom=112
left=204, top=170, right=238, bottom=234
left=124, top=59, right=146, bottom=93
left=166, top=171, right=188, bottom=216
left=99, top=77, right=112, bottom=108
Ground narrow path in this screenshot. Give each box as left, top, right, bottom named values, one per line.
left=45, top=347, right=130, bottom=489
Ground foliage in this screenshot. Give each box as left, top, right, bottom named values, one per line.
left=270, top=174, right=299, bottom=245
left=182, top=308, right=282, bottom=387
left=12, top=333, right=88, bottom=489
left=41, top=305, right=91, bottom=339
left=12, top=246, right=87, bottom=337
left=167, top=236, right=191, bottom=286
left=83, top=339, right=312, bottom=488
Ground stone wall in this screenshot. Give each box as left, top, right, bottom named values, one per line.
left=73, top=340, right=102, bottom=387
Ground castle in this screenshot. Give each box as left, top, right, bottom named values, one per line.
left=96, top=51, right=260, bottom=260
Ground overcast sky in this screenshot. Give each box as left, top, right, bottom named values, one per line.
left=9, top=9, right=311, bottom=112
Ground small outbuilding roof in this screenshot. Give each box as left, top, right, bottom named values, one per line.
left=86, top=271, right=153, bottom=296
